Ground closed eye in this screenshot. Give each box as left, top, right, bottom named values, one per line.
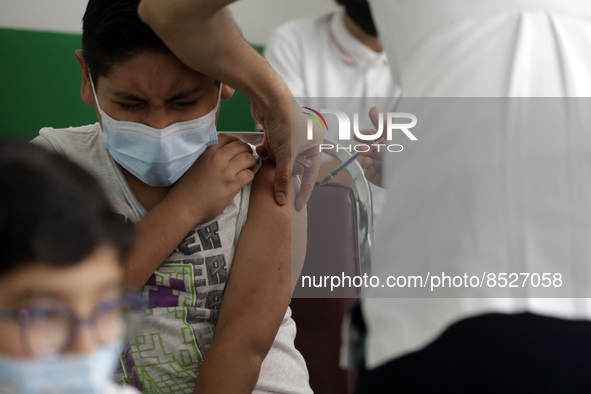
left=118, top=102, right=146, bottom=110
left=171, top=99, right=198, bottom=108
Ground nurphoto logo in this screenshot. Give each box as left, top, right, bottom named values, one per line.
left=303, top=107, right=418, bottom=153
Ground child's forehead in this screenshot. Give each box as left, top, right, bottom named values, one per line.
left=97, top=55, right=219, bottom=105
left=0, top=246, right=123, bottom=306
left=103, top=51, right=216, bottom=90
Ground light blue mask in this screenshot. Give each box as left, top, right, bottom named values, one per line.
left=0, top=339, right=122, bottom=394
left=91, top=78, right=220, bottom=187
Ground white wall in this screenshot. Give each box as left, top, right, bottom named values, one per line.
left=0, top=0, right=338, bottom=45
left=0, top=0, right=86, bottom=34
left=229, top=0, right=338, bottom=45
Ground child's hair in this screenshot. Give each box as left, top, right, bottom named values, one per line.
left=81, top=0, right=171, bottom=86
left=0, top=139, right=134, bottom=275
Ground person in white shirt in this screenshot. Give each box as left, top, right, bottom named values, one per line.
left=354, top=1, right=591, bottom=392
left=265, top=0, right=399, bottom=103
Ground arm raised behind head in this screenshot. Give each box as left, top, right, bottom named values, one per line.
left=138, top=0, right=322, bottom=209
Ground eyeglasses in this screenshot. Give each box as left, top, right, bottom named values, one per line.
left=0, top=293, right=144, bottom=356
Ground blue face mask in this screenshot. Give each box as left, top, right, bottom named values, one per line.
left=91, top=77, right=220, bottom=187
left=0, top=339, right=122, bottom=394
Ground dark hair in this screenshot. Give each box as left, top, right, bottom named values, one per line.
left=81, top=0, right=171, bottom=85
left=336, top=0, right=370, bottom=7
left=335, top=0, right=378, bottom=37
left=0, top=139, right=134, bottom=275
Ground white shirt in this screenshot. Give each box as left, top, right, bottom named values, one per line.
left=265, top=8, right=399, bottom=102
left=107, top=383, right=140, bottom=393
left=364, top=0, right=591, bottom=369
left=265, top=8, right=400, bottom=217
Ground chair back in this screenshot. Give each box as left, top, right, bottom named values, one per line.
left=292, top=143, right=373, bottom=394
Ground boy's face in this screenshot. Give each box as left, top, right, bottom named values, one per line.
left=75, top=50, right=234, bottom=129
left=0, top=244, right=124, bottom=358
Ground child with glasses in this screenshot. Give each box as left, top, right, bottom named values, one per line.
left=0, top=140, right=138, bottom=394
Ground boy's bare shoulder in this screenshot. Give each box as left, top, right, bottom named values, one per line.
left=253, top=160, right=276, bottom=183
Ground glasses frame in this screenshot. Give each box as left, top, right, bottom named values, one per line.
left=0, top=292, right=144, bottom=356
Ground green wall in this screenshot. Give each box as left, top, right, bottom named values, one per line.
left=0, top=28, right=262, bottom=140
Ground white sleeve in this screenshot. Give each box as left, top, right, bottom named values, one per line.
left=106, top=383, right=141, bottom=393
left=369, top=0, right=591, bottom=97
left=264, top=25, right=307, bottom=98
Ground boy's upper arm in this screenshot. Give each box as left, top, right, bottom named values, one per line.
left=234, top=160, right=307, bottom=298
left=239, top=160, right=292, bottom=288
left=248, top=161, right=290, bottom=223
left=212, top=160, right=306, bottom=343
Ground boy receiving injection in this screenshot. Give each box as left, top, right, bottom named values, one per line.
left=33, top=0, right=310, bottom=392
